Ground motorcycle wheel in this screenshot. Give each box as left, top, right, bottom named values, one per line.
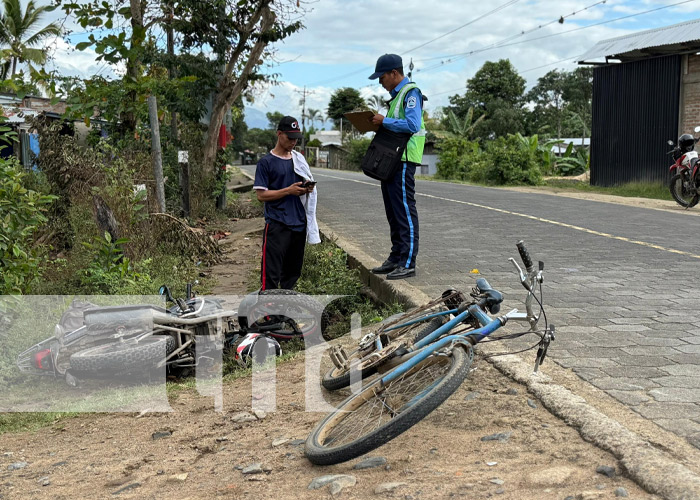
left=669, top=173, right=699, bottom=208
left=241, top=289, right=330, bottom=341
left=69, top=335, right=176, bottom=372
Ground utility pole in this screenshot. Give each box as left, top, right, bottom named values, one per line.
left=294, top=86, right=314, bottom=150
left=148, top=95, right=166, bottom=213
left=166, top=1, right=178, bottom=145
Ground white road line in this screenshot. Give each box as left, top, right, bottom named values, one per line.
left=314, top=171, right=700, bottom=260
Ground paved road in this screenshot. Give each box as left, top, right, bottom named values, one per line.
left=241, top=165, right=700, bottom=449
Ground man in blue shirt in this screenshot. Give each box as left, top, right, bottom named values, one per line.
left=254, top=116, right=315, bottom=290
left=368, top=53, right=426, bottom=280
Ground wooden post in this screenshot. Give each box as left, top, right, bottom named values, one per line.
left=179, top=150, right=190, bottom=218
left=148, top=95, right=166, bottom=212
left=216, top=124, right=227, bottom=210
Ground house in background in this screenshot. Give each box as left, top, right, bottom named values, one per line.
left=0, top=93, right=92, bottom=168
left=579, top=18, right=700, bottom=186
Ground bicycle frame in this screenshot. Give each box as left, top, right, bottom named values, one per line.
left=365, top=253, right=546, bottom=383
left=382, top=305, right=502, bottom=385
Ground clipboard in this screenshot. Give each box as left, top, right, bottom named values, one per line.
left=344, top=110, right=379, bottom=133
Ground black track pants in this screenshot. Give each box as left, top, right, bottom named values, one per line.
left=260, top=220, right=306, bottom=290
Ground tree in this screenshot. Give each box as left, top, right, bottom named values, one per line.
left=444, top=108, right=485, bottom=139
left=448, top=59, right=525, bottom=140
left=527, top=69, right=567, bottom=141
left=306, top=108, right=322, bottom=128
left=266, top=111, right=285, bottom=130
left=0, top=0, right=62, bottom=78
left=327, top=87, right=365, bottom=136
left=175, top=0, right=304, bottom=175
left=64, top=0, right=304, bottom=173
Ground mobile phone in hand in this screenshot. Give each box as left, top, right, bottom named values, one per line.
left=302, top=181, right=317, bottom=188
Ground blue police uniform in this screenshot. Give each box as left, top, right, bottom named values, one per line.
left=381, top=76, right=422, bottom=272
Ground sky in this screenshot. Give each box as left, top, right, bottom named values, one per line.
left=39, top=0, right=700, bottom=129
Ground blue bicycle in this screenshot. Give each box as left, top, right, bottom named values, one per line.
left=305, top=241, right=554, bottom=465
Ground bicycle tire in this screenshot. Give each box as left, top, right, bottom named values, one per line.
left=69, top=335, right=176, bottom=372
left=321, top=317, right=446, bottom=391
left=305, top=345, right=472, bottom=465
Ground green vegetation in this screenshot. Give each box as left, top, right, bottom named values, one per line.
left=295, top=239, right=403, bottom=341
left=543, top=179, right=672, bottom=201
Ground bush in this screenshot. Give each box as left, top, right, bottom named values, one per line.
left=0, top=158, right=56, bottom=294
left=347, top=138, right=371, bottom=169
left=469, top=135, right=542, bottom=185
left=436, top=138, right=480, bottom=181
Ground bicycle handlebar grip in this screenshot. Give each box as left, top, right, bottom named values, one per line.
left=516, top=240, right=534, bottom=271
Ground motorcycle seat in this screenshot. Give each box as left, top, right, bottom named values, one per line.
left=83, top=305, right=170, bottom=332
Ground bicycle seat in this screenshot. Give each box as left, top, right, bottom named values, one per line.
left=475, top=278, right=503, bottom=314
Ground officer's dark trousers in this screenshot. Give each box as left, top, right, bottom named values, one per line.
left=381, top=162, right=419, bottom=269
left=260, top=220, right=306, bottom=290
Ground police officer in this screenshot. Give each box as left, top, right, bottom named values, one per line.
left=369, top=54, right=426, bottom=280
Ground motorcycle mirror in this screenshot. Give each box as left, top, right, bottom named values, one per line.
left=695, top=126, right=700, bottom=133
left=667, top=140, right=675, bottom=146
left=159, top=285, right=175, bottom=303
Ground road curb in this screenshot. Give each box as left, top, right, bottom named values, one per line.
left=318, top=220, right=700, bottom=500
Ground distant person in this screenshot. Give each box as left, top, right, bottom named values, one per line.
left=253, top=116, right=320, bottom=290
left=368, top=53, right=426, bottom=280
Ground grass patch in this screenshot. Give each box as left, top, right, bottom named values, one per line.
left=543, top=178, right=672, bottom=200
left=0, top=412, right=75, bottom=435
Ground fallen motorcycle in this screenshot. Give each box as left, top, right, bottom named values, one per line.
left=16, top=286, right=326, bottom=385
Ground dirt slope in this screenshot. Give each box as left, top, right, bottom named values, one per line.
left=0, top=217, right=662, bottom=500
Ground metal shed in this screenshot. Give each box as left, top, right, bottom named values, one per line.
left=580, top=19, right=700, bottom=186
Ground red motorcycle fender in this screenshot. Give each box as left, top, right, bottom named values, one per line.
left=670, top=165, right=678, bottom=174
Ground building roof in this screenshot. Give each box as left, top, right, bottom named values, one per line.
left=310, top=130, right=342, bottom=147
left=579, top=18, right=700, bottom=64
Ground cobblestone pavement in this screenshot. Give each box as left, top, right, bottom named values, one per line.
left=241, top=166, right=700, bottom=449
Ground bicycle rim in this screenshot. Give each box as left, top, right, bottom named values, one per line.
left=306, top=345, right=471, bottom=465
left=321, top=317, right=446, bottom=391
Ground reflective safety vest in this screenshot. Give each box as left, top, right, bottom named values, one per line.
left=388, top=82, right=426, bottom=164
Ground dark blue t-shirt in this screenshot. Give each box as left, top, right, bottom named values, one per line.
left=254, top=153, right=307, bottom=231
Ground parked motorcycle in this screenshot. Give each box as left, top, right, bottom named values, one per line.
left=668, top=126, right=700, bottom=208
left=16, top=286, right=326, bottom=386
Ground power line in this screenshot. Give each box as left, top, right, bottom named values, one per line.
left=425, top=54, right=583, bottom=99
left=415, top=0, right=610, bottom=71
left=401, top=0, right=523, bottom=55
left=307, top=0, right=524, bottom=87
left=415, top=0, right=696, bottom=74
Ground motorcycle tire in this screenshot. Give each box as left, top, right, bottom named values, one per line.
left=669, top=173, right=699, bottom=208
left=241, top=289, right=331, bottom=341
left=69, top=335, right=176, bottom=373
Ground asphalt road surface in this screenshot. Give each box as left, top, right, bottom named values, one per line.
left=242, top=165, right=700, bottom=450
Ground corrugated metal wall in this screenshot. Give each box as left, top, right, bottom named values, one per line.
left=591, top=55, right=681, bottom=186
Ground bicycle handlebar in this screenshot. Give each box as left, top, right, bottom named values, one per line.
left=516, top=240, right=533, bottom=272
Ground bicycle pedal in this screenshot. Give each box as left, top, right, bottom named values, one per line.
left=329, top=345, right=349, bottom=370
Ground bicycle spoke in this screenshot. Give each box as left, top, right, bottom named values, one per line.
left=321, top=356, right=451, bottom=447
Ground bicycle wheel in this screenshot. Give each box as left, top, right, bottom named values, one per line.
left=669, top=173, right=699, bottom=208
left=306, top=345, right=472, bottom=465
left=321, top=317, right=446, bottom=391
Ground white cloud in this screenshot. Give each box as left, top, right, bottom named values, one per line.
left=38, top=0, right=700, bottom=123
